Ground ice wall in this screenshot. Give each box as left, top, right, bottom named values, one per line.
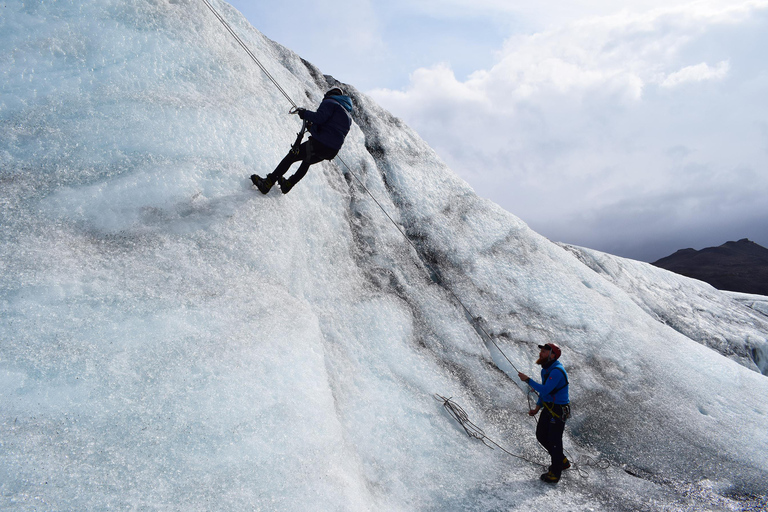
left=725, top=291, right=768, bottom=319
left=1, top=1, right=767, bottom=510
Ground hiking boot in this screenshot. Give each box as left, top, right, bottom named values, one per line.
left=540, top=471, right=560, bottom=484
left=251, top=174, right=274, bottom=194
left=562, top=457, right=571, bottom=470
left=278, top=176, right=294, bottom=194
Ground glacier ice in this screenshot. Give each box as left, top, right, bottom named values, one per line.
left=1, top=1, right=767, bottom=510
left=560, top=244, right=768, bottom=375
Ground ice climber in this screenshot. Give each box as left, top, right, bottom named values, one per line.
left=517, top=343, right=571, bottom=484
left=251, top=87, right=353, bottom=194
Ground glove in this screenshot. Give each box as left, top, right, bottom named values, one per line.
left=296, top=108, right=307, bottom=119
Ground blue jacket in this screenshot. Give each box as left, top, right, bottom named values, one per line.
left=302, top=95, right=353, bottom=151
left=528, top=360, right=569, bottom=406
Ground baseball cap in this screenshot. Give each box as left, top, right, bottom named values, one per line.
left=538, top=343, right=562, bottom=359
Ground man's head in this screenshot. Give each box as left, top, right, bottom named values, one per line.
left=325, top=87, right=345, bottom=98
left=536, top=343, right=562, bottom=365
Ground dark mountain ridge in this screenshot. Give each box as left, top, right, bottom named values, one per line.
left=652, top=238, right=768, bottom=295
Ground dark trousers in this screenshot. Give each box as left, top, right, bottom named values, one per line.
left=536, top=403, right=568, bottom=476
left=269, top=138, right=338, bottom=186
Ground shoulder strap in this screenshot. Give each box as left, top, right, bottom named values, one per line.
left=550, top=367, right=569, bottom=396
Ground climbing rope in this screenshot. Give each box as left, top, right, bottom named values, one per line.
left=199, top=0, right=613, bottom=478
left=335, top=154, right=524, bottom=372
left=336, top=151, right=524, bottom=373
left=199, top=0, right=523, bottom=375
left=201, top=0, right=297, bottom=109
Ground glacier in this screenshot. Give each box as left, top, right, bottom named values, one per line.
left=1, top=1, right=767, bottom=510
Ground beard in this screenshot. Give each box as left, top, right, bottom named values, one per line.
left=536, top=356, right=548, bottom=365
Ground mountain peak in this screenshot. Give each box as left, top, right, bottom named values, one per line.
left=653, top=239, right=768, bottom=294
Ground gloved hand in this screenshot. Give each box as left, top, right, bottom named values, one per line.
left=296, top=108, right=307, bottom=119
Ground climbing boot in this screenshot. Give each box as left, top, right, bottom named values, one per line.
left=540, top=471, right=560, bottom=484
left=562, top=457, right=571, bottom=470
left=251, top=174, right=274, bottom=194
left=278, top=176, right=295, bottom=194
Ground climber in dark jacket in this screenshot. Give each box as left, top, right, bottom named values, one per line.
left=518, top=343, right=571, bottom=484
left=251, top=87, right=353, bottom=194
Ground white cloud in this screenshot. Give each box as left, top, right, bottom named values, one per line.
left=660, top=61, right=730, bottom=88
left=370, top=0, right=768, bottom=260
left=373, top=3, right=740, bottom=108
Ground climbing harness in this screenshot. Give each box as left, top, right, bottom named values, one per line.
left=541, top=402, right=570, bottom=421
left=200, top=0, right=611, bottom=478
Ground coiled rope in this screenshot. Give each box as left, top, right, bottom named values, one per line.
left=435, top=394, right=547, bottom=469
left=199, top=0, right=611, bottom=477
left=438, top=393, right=610, bottom=478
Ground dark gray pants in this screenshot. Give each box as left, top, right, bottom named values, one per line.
left=269, top=138, right=338, bottom=186
left=536, top=403, right=568, bottom=476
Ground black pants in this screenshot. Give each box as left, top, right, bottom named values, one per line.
left=536, top=403, right=568, bottom=476
left=269, top=138, right=338, bottom=186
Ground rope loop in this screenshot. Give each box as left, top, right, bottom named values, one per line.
left=436, top=394, right=612, bottom=478
left=435, top=394, right=547, bottom=469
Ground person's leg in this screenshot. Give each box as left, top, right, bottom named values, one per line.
left=251, top=146, right=303, bottom=194
left=280, top=140, right=338, bottom=193
left=548, top=406, right=567, bottom=477
left=535, top=409, right=551, bottom=451
left=268, top=145, right=304, bottom=183
left=536, top=406, right=565, bottom=482
left=282, top=140, right=316, bottom=189
left=537, top=409, right=558, bottom=468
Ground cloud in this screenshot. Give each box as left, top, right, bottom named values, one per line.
left=370, top=0, right=768, bottom=260
left=375, top=1, right=763, bottom=104
left=660, top=61, right=730, bottom=87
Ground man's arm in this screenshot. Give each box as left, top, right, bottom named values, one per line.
left=527, top=370, right=565, bottom=398
left=301, top=100, right=335, bottom=125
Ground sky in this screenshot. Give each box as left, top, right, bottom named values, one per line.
left=225, top=0, right=768, bottom=262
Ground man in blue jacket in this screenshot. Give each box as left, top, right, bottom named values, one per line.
left=251, top=87, right=353, bottom=194
left=518, top=343, right=570, bottom=483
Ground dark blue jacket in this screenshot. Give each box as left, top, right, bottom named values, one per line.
left=528, top=360, right=569, bottom=406
left=302, top=95, right=353, bottom=151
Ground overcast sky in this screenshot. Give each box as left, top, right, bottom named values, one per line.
left=226, top=0, right=768, bottom=262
